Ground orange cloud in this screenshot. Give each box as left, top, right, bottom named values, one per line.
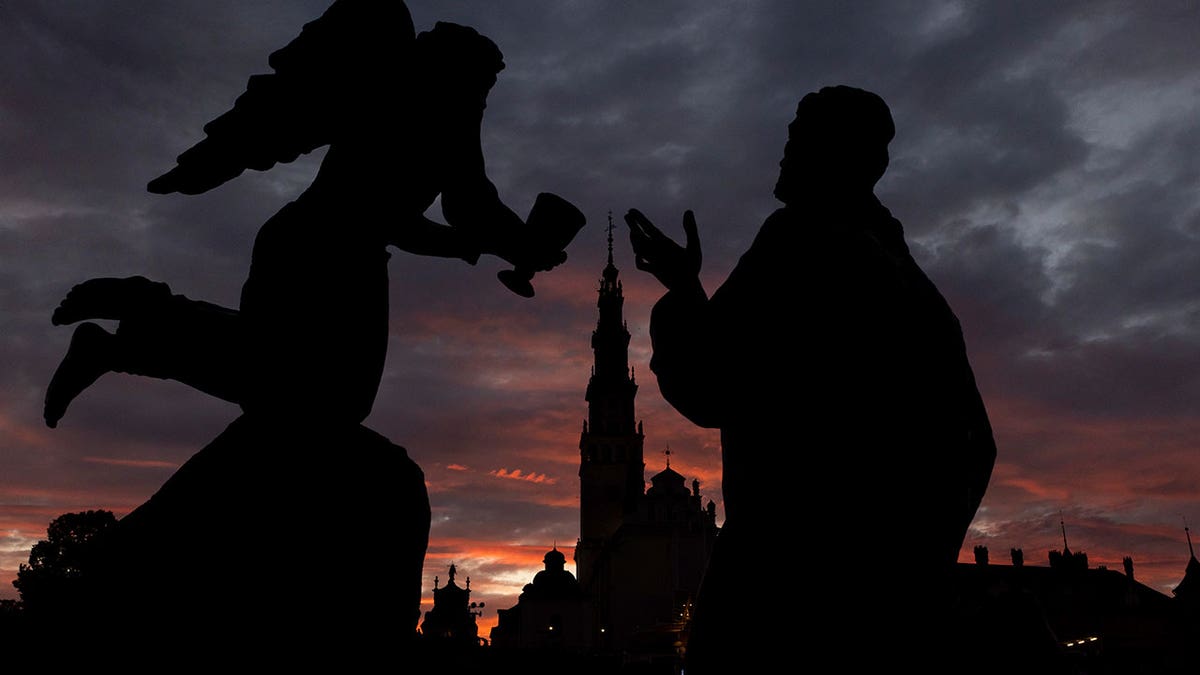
left=425, top=539, right=577, bottom=569
left=0, top=410, right=55, bottom=452
left=490, top=468, right=557, bottom=485
left=418, top=538, right=582, bottom=637
left=995, top=476, right=1071, bottom=501
left=446, top=463, right=469, bottom=471
left=0, top=486, right=141, bottom=515
left=82, top=457, right=178, bottom=469
left=531, top=493, right=582, bottom=509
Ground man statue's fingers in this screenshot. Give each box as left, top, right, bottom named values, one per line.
left=626, top=208, right=666, bottom=241
left=627, top=213, right=662, bottom=257
left=627, top=222, right=650, bottom=253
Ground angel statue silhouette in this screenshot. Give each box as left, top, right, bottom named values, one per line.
left=45, top=3, right=583, bottom=428
left=37, top=0, right=583, bottom=654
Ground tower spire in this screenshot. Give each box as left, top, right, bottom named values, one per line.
left=1060, top=511, right=1070, bottom=551
left=1187, top=518, right=1196, bottom=559
left=578, top=216, right=645, bottom=587
left=607, top=211, right=615, bottom=266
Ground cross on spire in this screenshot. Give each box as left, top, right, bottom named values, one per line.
left=664, top=445, right=671, bottom=468
left=607, top=211, right=615, bottom=266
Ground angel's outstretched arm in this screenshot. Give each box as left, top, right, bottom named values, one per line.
left=387, top=213, right=482, bottom=264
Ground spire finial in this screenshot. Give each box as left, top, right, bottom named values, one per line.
left=1186, top=517, right=1196, bottom=559
left=664, top=444, right=671, bottom=468
left=1060, top=510, right=1070, bottom=551
left=607, top=211, right=615, bottom=266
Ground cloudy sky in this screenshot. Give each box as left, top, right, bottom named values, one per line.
left=3, top=1, right=1199, bottom=635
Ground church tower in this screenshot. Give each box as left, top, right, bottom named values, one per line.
left=576, top=214, right=645, bottom=586
left=499, top=223, right=718, bottom=657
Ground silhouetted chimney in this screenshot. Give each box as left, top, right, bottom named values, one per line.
left=1049, top=548, right=1088, bottom=571
left=974, top=545, right=989, bottom=566
left=1123, top=556, right=1134, bottom=579
left=1011, top=548, right=1024, bottom=567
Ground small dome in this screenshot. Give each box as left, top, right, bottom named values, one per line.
left=648, top=466, right=689, bottom=497
left=544, top=547, right=566, bottom=567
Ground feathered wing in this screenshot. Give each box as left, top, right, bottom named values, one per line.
left=148, top=0, right=416, bottom=195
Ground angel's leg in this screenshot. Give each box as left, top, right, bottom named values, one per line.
left=52, top=276, right=172, bottom=326
left=44, top=322, right=115, bottom=428
left=45, top=277, right=246, bottom=427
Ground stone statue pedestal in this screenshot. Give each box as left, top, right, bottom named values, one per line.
left=86, top=416, right=430, bottom=660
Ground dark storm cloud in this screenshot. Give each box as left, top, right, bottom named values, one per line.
left=915, top=92, right=1200, bottom=419
left=867, top=1, right=1200, bottom=425
left=0, top=3, right=319, bottom=200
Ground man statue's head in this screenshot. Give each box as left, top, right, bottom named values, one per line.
left=773, top=86, right=895, bottom=204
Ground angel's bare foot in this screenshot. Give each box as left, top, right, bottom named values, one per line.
left=52, top=276, right=171, bottom=326
left=44, top=323, right=115, bottom=428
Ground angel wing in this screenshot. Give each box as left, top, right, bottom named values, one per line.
left=148, top=0, right=416, bottom=195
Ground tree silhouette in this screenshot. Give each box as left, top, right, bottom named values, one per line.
left=14, top=509, right=116, bottom=618
left=0, top=598, right=23, bottom=624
